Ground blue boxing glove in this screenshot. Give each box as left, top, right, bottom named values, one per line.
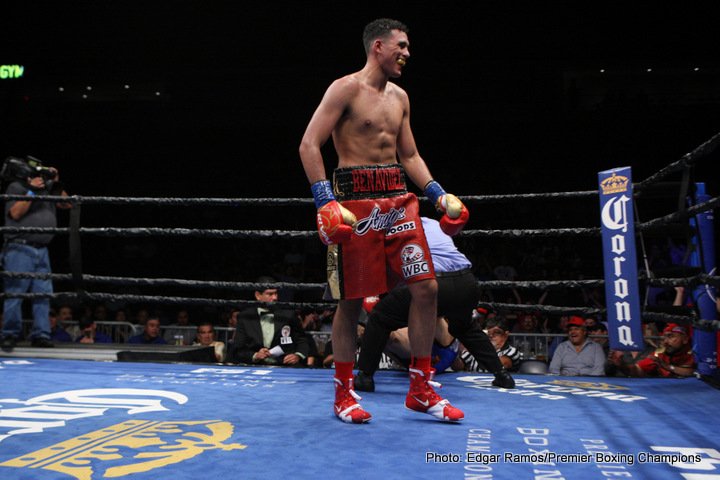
left=424, top=180, right=469, bottom=236
left=432, top=338, right=460, bottom=373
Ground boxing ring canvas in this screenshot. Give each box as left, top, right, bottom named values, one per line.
left=0, top=358, right=718, bottom=479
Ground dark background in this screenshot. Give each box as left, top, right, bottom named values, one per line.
left=1, top=1, right=719, bottom=311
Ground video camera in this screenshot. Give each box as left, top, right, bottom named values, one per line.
left=1, top=155, right=57, bottom=183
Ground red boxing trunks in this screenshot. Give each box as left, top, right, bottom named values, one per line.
left=327, top=164, right=435, bottom=300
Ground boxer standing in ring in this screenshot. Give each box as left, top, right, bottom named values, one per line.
left=300, top=18, right=469, bottom=423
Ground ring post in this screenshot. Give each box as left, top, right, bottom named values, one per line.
left=689, top=182, right=718, bottom=376
left=598, top=167, right=645, bottom=352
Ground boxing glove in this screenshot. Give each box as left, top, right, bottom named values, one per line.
left=362, top=295, right=381, bottom=314
left=312, top=180, right=357, bottom=245
left=432, top=338, right=460, bottom=373
left=424, top=180, right=469, bottom=236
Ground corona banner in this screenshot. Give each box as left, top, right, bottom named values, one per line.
left=598, top=167, right=644, bottom=351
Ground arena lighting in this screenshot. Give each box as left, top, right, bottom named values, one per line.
left=646, top=68, right=652, bottom=72
left=58, top=87, right=64, bottom=92
left=86, top=86, right=92, bottom=91
left=599, top=69, right=605, bottom=73
left=124, top=84, right=130, bottom=89
left=694, top=67, right=700, bottom=72
left=0, top=64, right=24, bottom=79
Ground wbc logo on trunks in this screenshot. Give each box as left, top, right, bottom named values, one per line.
left=400, top=243, right=430, bottom=279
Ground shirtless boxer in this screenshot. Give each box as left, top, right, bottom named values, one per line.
left=299, top=18, right=469, bottom=423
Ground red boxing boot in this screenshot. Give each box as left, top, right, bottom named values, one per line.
left=334, top=377, right=372, bottom=424
left=405, top=367, right=464, bottom=422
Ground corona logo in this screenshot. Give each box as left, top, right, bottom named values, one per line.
left=600, top=173, right=630, bottom=195
left=598, top=166, right=643, bottom=352
left=1, top=419, right=246, bottom=480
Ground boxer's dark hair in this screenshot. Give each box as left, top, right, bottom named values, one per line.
left=363, top=18, right=408, bottom=54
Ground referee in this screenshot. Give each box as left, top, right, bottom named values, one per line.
left=354, top=217, right=515, bottom=391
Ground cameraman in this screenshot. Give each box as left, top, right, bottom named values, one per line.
left=1, top=160, right=70, bottom=350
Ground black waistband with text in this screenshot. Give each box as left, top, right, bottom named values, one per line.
left=333, top=164, right=407, bottom=200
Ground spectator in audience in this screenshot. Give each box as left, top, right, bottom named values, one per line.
left=547, top=315, right=571, bottom=360
left=57, top=304, right=74, bottom=323
left=163, top=309, right=195, bottom=345
left=229, top=276, right=308, bottom=366
left=113, top=309, right=129, bottom=323
left=583, top=315, right=599, bottom=330
left=50, top=308, right=72, bottom=343
left=317, top=307, right=334, bottom=333
left=513, top=312, right=539, bottom=334
left=57, top=304, right=80, bottom=340
left=77, top=317, right=113, bottom=344
left=588, top=322, right=609, bottom=354
left=548, top=316, right=606, bottom=376
left=127, top=317, right=167, bottom=344
left=193, top=322, right=225, bottom=362
left=133, top=307, right=150, bottom=326
left=605, top=323, right=658, bottom=376
left=216, top=307, right=240, bottom=344
left=672, top=286, right=690, bottom=308
left=298, top=306, right=322, bottom=367
left=458, top=316, right=521, bottom=372
left=78, top=305, right=93, bottom=325
left=610, top=323, right=695, bottom=377
left=643, top=321, right=662, bottom=350
left=588, top=322, right=617, bottom=376
left=93, top=304, right=109, bottom=323
left=512, top=311, right=541, bottom=359
left=227, top=308, right=239, bottom=328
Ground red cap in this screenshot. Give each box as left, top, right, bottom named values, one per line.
left=567, top=316, right=585, bottom=328
left=663, top=323, right=688, bottom=336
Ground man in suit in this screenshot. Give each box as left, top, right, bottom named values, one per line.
left=230, top=276, right=309, bottom=365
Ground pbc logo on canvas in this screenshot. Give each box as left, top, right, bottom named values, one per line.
left=400, top=243, right=429, bottom=279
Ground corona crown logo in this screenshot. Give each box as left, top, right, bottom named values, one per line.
left=600, top=173, right=630, bottom=195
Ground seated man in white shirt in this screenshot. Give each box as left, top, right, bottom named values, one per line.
left=193, top=322, right=226, bottom=363
left=548, top=316, right=606, bottom=376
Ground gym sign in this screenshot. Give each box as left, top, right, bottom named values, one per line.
left=0, top=65, right=24, bottom=79
left=598, top=167, right=644, bottom=351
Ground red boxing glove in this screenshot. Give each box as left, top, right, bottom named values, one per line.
left=316, top=200, right=357, bottom=245
left=437, top=193, right=469, bottom=236
left=362, top=295, right=381, bottom=314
